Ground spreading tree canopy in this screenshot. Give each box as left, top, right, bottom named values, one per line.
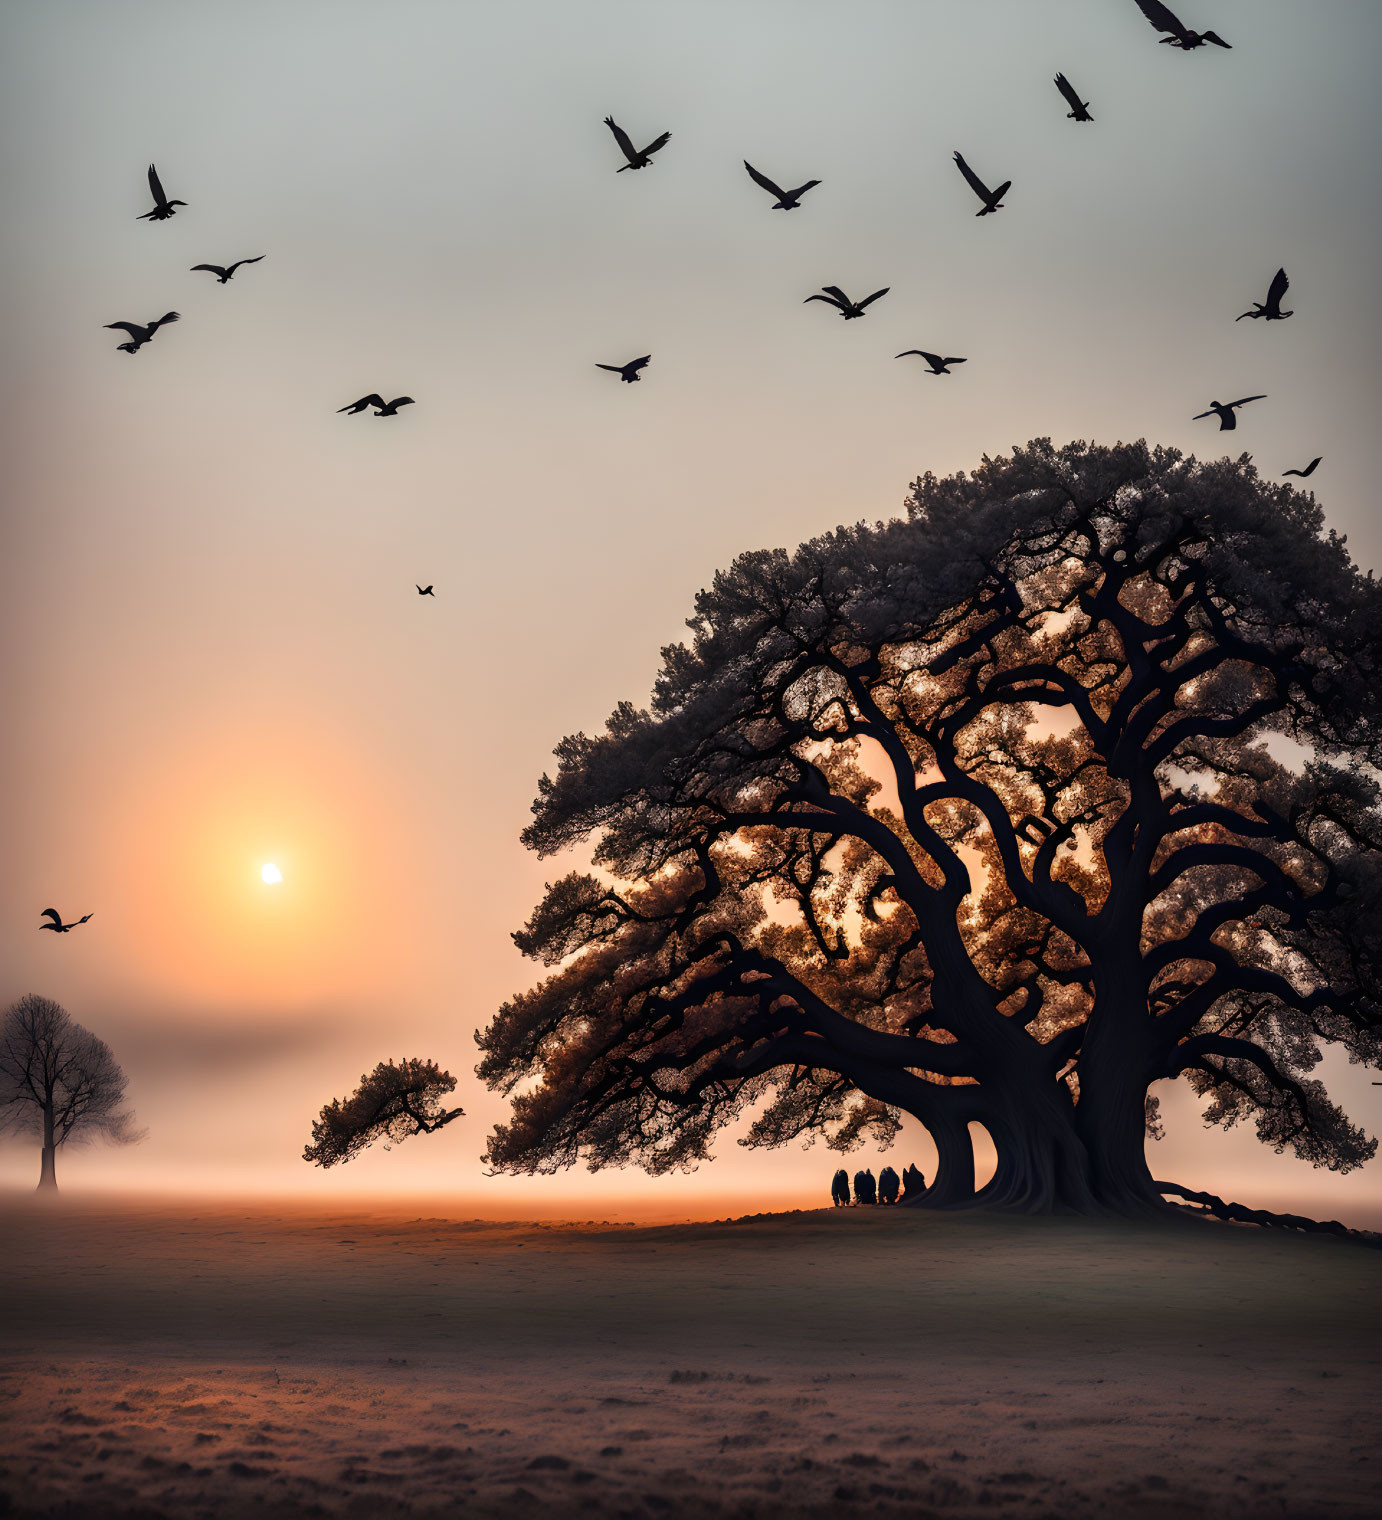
left=478, top=441, right=1382, bottom=1214
left=0, top=994, right=142, bottom=1190
left=303, top=1058, right=464, bottom=1168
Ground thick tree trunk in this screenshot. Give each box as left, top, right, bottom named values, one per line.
left=1074, top=946, right=1169, bottom=1214
left=1073, top=1051, right=1163, bottom=1214
left=878, top=968, right=1166, bottom=1218
left=953, top=1020, right=1100, bottom=1214
left=979, top=1094, right=1099, bottom=1214
left=1077, top=1103, right=1162, bottom=1212
left=902, top=1082, right=1093, bottom=1215
left=906, top=1109, right=975, bottom=1207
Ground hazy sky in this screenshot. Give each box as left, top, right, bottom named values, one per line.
left=3, top=1, right=1381, bottom=1220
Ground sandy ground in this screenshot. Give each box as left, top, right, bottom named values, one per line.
left=0, top=1201, right=1378, bottom=1519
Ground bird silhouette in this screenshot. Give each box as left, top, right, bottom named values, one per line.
left=1054, top=73, right=1093, bottom=121
left=743, top=160, right=821, bottom=209
left=953, top=152, right=1010, bottom=215
left=1132, top=0, right=1231, bottom=49
left=104, top=312, right=180, bottom=354
left=1282, top=457, right=1322, bottom=478
left=39, top=909, right=93, bottom=934
left=804, top=286, right=889, bottom=320
left=596, top=356, right=651, bottom=383
left=417, top=584, right=435, bottom=596
left=137, top=163, right=186, bottom=220
left=604, top=116, right=671, bottom=172
left=190, top=256, right=265, bottom=284
left=897, top=350, right=967, bottom=375
left=1237, top=268, right=1292, bottom=322
left=338, top=394, right=414, bottom=415
left=1194, top=395, right=1266, bottom=430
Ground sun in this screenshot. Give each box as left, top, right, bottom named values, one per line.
left=261, top=862, right=283, bottom=885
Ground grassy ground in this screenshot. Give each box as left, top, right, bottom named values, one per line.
left=0, top=1199, right=1378, bottom=1517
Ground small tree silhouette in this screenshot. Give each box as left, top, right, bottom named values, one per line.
left=0, top=994, right=142, bottom=1191
left=303, top=1058, right=464, bottom=1167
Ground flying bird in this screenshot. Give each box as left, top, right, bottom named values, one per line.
left=104, top=311, right=179, bottom=354
left=604, top=116, right=671, bottom=172
left=1282, top=457, right=1322, bottom=478
left=338, top=394, right=414, bottom=415
left=896, top=350, right=967, bottom=375
left=743, top=160, right=821, bottom=209
left=1193, top=395, right=1266, bottom=430
left=1236, top=268, right=1293, bottom=322
left=953, top=152, right=1010, bottom=216
left=596, top=355, right=651, bottom=383
left=190, top=256, right=265, bottom=283
left=39, top=909, right=93, bottom=934
left=803, top=286, right=889, bottom=320
left=417, top=584, right=435, bottom=596
left=1054, top=73, right=1093, bottom=121
left=137, top=163, right=186, bottom=220
left=1132, top=0, right=1231, bottom=49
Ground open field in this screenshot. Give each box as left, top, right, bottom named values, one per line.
left=0, top=1200, right=1378, bottom=1518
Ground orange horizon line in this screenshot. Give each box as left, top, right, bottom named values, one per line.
left=0, top=1180, right=831, bottom=1215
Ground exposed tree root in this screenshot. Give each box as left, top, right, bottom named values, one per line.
left=1157, top=1180, right=1380, bottom=1247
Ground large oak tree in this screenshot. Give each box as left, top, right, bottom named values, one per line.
left=478, top=441, right=1382, bottom=1214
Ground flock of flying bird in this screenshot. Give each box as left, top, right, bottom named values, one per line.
left=101, top=0, right=1320, bottom=474
left=54, top=1, right=1323, bottom=936
left=592, top=0, right=1317, bottom=472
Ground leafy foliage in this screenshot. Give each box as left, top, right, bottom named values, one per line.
left=303, top=1058, right=463, bottom=1168
left=479, top=440, right=1382, bottom=1212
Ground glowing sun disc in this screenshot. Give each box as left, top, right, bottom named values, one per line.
left=261, top=863, right=283, bottom=885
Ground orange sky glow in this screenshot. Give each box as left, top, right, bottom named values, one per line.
left=2, top=0, right=1381, bottom=1227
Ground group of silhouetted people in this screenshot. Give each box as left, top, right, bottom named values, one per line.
left=830, top=1163, right=924, bottom=1206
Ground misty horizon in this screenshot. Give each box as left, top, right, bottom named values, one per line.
left=3, top=0, right=1381, bottom=1224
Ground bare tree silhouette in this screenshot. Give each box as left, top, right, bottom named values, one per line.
left=0, top=995, right=142, bottom=1191
left=303, top=1058, right=463, bottom=1167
